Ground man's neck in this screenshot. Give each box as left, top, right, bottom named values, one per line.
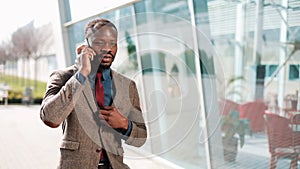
left=97, top=66, right=110, bottom=72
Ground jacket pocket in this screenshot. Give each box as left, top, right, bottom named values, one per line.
left=60, top=140, right=80, bottom=150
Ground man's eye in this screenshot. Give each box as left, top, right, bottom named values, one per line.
left=96, top=41, right=105, bottom=46
left=109, top=42, right=117, bottom=47
left=94, top=41, right=117, bottom=47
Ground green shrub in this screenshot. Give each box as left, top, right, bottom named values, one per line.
left=1, top=74, right=46, bottom=104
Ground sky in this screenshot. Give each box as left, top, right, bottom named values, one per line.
left=0, top=0, right=58, bottom=42
left=0, top=0, right=137, bottom=42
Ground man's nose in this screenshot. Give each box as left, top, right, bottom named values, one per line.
left=104, top=44, right=112, bottom=50
left=101, top=43, right=113, bottom=52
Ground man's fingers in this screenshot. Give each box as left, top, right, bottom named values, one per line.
left=99, top=111, right=109, bottom=121
left=101, top=109, right=110, bottom=116
left=76, top=45, right=86, bottom=54
left=84, top=48, right=96, bottom=60
left=86, top=47, right=96, bottom=58
left=103, top=106, right=114, bottom=110
left=77, top=45, right=96, bottom=60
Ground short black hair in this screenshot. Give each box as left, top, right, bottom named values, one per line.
left=84, top=18, right=117, bottom=38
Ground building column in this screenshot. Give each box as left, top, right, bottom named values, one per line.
left=252, top=0, right=265, bottom=100
left=234, top=2, right=246, bottom=102
left=278, top=0, right=288, bottom=112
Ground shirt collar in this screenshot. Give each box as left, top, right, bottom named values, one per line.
left=102, top=69, right=111, bottom=80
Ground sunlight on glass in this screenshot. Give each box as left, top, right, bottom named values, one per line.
left=69, top=0, right=138, bottom=21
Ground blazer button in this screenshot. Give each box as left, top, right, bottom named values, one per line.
left=96, top=148, right=101, bottom=153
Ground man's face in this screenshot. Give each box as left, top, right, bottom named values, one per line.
left=89, top=25, right=118, bottom=69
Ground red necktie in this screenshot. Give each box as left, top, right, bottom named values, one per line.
left=95, top=72, right=107, bottom=161
left=95, top=72, right=105, bottom=108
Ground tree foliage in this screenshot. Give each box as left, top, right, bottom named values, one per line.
left=0, top=20, right=54, bottom=89
left=11, top=21, right=54, bottom=59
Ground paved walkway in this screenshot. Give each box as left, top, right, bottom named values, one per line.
left=0, top=105, right=181, bottom=169
left=0, top=105, right=297, bottom=169
left=0, top=105, right=61, bottom=169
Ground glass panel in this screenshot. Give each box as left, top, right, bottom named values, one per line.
left=265, top=64, right=279, bottom=77
left=289, top=64, right=300, bottom=80
left=133, top=1, right=207, bottom=168
left=66, top=6, right=134, bottom=66
left=193, top=0, right=224, bottom=168
left=107, top=7, right=137, bottom=76
left=68, top=0, right=137, bottom=21
left=61, top=0, right=300, bottom=168
left=208, top=0, right=300, bottom=168
left=67, top=20, right=89, bottom=62
left=267, top=65, right=278, bottom=77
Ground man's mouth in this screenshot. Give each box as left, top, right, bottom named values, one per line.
left=101, top=54, right=113, bottom=62
left=103, top=54, right=112, bottom=58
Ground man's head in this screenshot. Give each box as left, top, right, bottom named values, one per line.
left=85, top=18, right=118, bottom=69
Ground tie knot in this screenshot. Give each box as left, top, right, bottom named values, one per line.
left=96, top=72, right=103, bottom=80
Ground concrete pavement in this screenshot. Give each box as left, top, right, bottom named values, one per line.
left=0, top=105, right=295, bottom=169
left=0, top=105, right=181, bottom=169
left=0, top=105, right=61, bottom=169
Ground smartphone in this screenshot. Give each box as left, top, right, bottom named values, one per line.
left=86, top=38, right=103, bottom=74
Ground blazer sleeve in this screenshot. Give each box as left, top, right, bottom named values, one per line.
left=40, top=69, right=84, bottom=128
left=125, top=81, right=147, bottom=147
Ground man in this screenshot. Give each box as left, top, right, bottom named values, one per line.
left=40, top=18, right=147, bottom=169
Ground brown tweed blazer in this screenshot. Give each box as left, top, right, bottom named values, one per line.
left=40, top=65, right=147, bottom=169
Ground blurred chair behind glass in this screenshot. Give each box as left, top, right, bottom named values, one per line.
left=239, top=100, right=267, bottom=133
left=264, top=112, right=300, bottom=169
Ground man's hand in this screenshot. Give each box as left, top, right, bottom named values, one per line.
left=76, top=45, right=96, bottom=77
left=100, top=106, right=129, bottom=130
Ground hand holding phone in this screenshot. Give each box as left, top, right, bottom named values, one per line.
left=77, top=44, right=96, bottom=77
left=77, top=39, right=104, bottom=77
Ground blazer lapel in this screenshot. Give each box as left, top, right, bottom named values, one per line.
left=111, top=70, right=123, bottom=108
left=110, top=70, right=131, bottom=117
left=74, top=80, right=103, bottom=147
left=82, top=80, right=98, bottom=112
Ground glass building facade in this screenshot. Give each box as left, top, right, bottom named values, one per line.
left=58, top=0, right=300, bottom=168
